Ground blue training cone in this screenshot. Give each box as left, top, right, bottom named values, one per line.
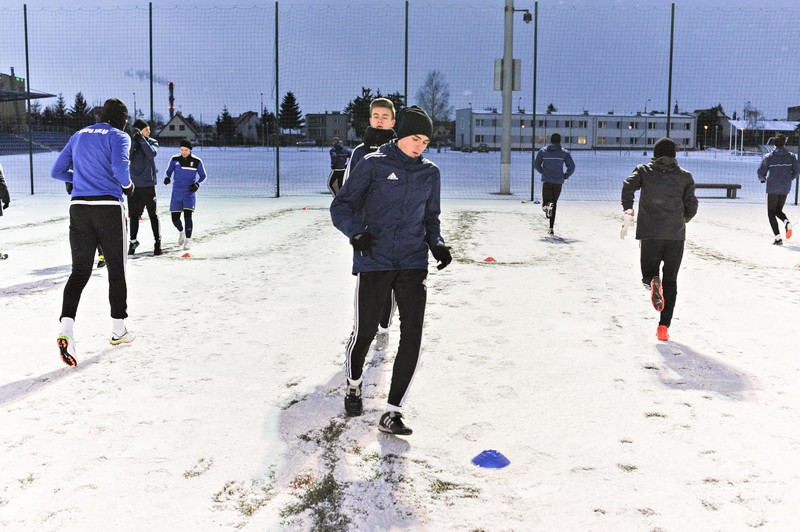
left=472, top=449, right=510, bottom=468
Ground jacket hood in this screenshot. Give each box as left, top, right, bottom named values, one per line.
left=650, top=155, right=679, bottom=172
left=546, top=143, right=561, bottom=151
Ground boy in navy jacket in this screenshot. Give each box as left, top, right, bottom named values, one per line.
left=331, top=106, right=451, bottom=435
left=164, top=138, right=207, bottom=250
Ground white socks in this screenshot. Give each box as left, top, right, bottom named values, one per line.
left=112, top=318, right=127, bottom=337
left=60, top=317, right=75, bottom=338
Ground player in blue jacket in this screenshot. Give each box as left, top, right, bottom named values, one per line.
left=534, top=132, right=576, bottom=235
left=339, top=98, right=398, bottom=351
left=163, top=138, right=207, bottom=250
left=50, top=98, right=136, bottom=366
left=757, top=134, right=799, bottom=245
left=128, top=119, right=161, bottom=255
left=331, top=106, right=452, bottom=436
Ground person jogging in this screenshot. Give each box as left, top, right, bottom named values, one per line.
left=50, top=98, right=136, bottom=366
left=757, top=133, right=798, bottom=245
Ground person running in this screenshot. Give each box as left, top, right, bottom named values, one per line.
left=621, top=137, right=698, bottom=342
left=340, top=97, right=398, bottom=351
left=534, top=132, right=575, bottom=235
left=0, top=161, right=10, bottom=260
left=757, top=133, right=799, bottom=245
left=50, top=98, right=136, bottom=366
left=331, top=106, right=451, bottom=435
left=128, top=119, right=162, bottom=255
left=164, top=138, right=207, bottom=250
left=327, top=136, right=352, bottom=195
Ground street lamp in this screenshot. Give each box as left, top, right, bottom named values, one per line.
left=703, top=124, right=708, bottom=150
left=715, top=124, right=719, bottom=149
left=520, top=122, right=525, bottom=152
left=645, top=98, right=651, bottom=114
left=260, top=92, right=264, bottom=146
left=132, top=92, right=137, bottom=122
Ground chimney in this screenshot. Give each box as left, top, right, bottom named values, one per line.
left=168, top=82, right=175, bottom=118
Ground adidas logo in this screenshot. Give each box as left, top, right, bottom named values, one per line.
left=387, top=173, right=398, bottom=181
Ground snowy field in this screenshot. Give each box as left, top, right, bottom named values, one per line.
left=0, top=146, right=780, bottom=202
left=1, top=192, right=799, bottom=530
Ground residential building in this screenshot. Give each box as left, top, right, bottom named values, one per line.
left=304, top=111, right=351, bottom=146
left=156, top=112, right=199, bottom=146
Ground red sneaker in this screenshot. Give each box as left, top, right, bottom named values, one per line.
left=650, top=277, right=664, bottom=312
left=657, top=325, right=669, bottom=341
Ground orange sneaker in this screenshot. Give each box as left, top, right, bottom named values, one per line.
left=650, top=276, right=664, bottom=312
left=785, top=221, right=792, bottom=240
left=657, top=325, right=669, bottom=341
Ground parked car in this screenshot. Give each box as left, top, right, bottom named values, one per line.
left=296, top=139, right=316, bottom=147
left=477, top=143, right=490, bottom=153
left=461, top=145, right=473, bottom=153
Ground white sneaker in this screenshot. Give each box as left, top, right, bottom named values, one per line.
left=178, top=230, right=186, bottom=246
left=183, top=238, right=192, bottom=250
left=374, top=331, right=389, bottom=351
left=110, top=330, right=136, bottom=345
left=57, top=334, right=77, bottom=366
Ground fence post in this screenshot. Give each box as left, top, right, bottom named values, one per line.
left=530, top=1, right=538, bottom=203
left=275, top=0, right=280, bottom=198
left=666, top=3, right=675, bottom=138
left=24, top=4, right=35, bottom=195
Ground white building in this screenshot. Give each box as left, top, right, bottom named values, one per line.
left=455, top=109, right=696, bottom=151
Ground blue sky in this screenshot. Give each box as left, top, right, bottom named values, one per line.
left=4, top=0, right=799, bottom=123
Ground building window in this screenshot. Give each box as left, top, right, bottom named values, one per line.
left=538, top=135, right=547, bottom=144
left=578, top=121, right=588, bottom=128
left=564, top=120, right=573, bottom=128
left=538, top=120, right=546, bottom=127
left=578, top=136, right=587, bottom=145
left=169, top=125, right=175, bottom=131
left=684, top=123, right=691, bottom=130
left=648, top=122, right=657, bottom=129
left=598, top=121, right=607, bottom=129
left=179, top=125, right=185, bottom=131
left=476, top=135, right=485, bottom=142
left=597, top=136, right=607, bottom=145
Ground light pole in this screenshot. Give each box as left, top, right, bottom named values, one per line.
left=260, top=92, right=264, bottom=146
left=645, top=98, right=650, bottom=114
left=132, top=92, right=137, bottom=122
left=715, top=124, right=719, bottom=149
left=703, top=124, right=708, bottom=150
left=520, top=122, right=525, bottom=152
left=500, top=0, right=532, bottom=194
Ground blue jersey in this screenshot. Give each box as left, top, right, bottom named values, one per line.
left=51, top=122, right=132, bottom=200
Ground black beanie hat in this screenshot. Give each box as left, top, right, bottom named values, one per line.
left=133, top=119, right=149, bottom=130
left=550, top=133, right=561, bottom=144
left=774, top=134, right=786, bottom=147
left=100, top=98, right=129, bottom=130
left=179, top=138, right=193, bottom=150
left=653, top=137, right=676, bottom=158
left=396, top=105, right=433, bottom=140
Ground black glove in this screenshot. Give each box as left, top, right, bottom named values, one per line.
left=122, top=183, right=135, bottom=197
left=350, top=233, right=373, bottom=253
left=189, top=182, right=200, bottom=192
left=164, top=177, right=171, bottom=185
left=65, top=182, right=73, bottom=194
left=431, top=244, right=452, bottom=270
left=1, top=199, right=8, bottom=210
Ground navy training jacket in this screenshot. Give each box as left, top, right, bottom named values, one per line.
left=757, top=146, right=800, bottom=195
left=130, top=135, right=159, bottom=187
left=534, top=143, right=575, bottom=184
left=330, top=140, right=445, bottom=274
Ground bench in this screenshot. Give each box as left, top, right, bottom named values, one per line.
left=694, top=183, right=742, bottom=199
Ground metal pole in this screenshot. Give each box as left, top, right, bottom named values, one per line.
left=149, top=2, right=154, bottom=125
left=404, top=1, right=409, bottom=105
left=500, top=0, right=514, bottom=194
left=530, top=1, right=538, bottom=203
left=24, top=4, right=34, bottom=195
left=666, top=3, right=675, bottom=137
left=275, top=1, right=280, bottom=197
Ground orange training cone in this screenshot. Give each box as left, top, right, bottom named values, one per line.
left=484, top=257, right=496, bottom=263
left=181, top=252, right=192, bottom=259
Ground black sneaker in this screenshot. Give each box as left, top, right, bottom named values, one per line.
left=153, top=240, right=162, bottom=256
left=344, top=383, right=363, bottom=417
left=128, top=240, right=139, bottom=255
left=650, top=276, right=664, bottom=312
left=378, top=411, right=412, bottom=435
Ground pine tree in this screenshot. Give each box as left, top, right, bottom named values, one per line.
left=278, top=92, right=304, bottom=131
left=344, top=88, right=375, bottom=138
left=53, top=93, right=68, bottom=129
left=69, top=92, right=93, bottom=130
left=215, top=106, right=236, bottom=146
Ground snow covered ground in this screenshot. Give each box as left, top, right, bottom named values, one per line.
left=1, top=193, right=799, bottom=530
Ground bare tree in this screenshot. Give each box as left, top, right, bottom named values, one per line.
left=415, top=70, right=453, bottom=122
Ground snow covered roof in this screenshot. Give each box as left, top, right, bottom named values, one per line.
left=729, top=119, right=799, bottom=131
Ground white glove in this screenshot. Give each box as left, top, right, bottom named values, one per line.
left=620, top=209, right=635, bottom=239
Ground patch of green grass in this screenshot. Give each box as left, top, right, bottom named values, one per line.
left=212, top=470, right=276, bottom=518
left=280, top=472, right=350, bottom=530
left=617, top=464, right=638, bottom=472
left=184, top=457, right=214, bottom=478
left=430, top=478, right=480, bottom=498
